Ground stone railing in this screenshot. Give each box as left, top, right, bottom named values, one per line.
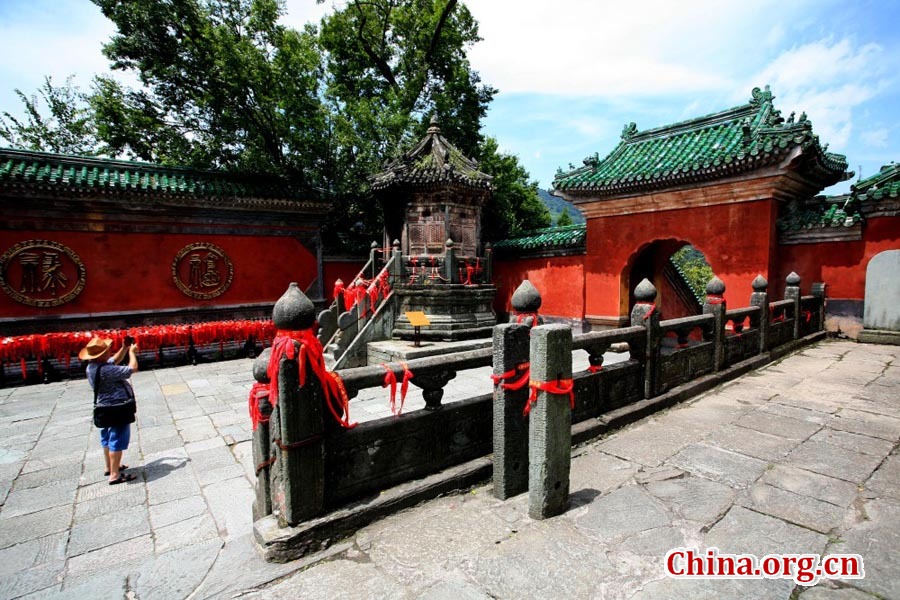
left=252, top=271, right=825, bottom=561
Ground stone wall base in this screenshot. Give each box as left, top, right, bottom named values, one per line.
left=858, top=329, right=900, bottom=346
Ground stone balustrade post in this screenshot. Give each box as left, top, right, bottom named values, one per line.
left=492, top=323, right=531, bottom=500
left=390, top=239, right=403, bottom=281
left=630, top=279, right=661, bottom=399
left=251, top=348, right=273, bottom=521
left=703, top=277, right=727, bottom=371
left=785, top=272, right=802, bottom=340
left=749, top=274, right=770, bottom=354
left=444, top=238, right=457, bottom=283
left=510, top=280, right=544, bottom=327
left=272, top=283, right=325, bottom=526
left=528, top=324, right=572, bottom=520
left=483, top=243, right=493, bottom=284
left=369, top=241, right=379, bottom=278
left=812, top=281, right=827, bottom=332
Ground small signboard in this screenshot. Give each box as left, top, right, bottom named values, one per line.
left=405, top=311, right=431, bottom=327
left=405, top=311, right=430, bottom=347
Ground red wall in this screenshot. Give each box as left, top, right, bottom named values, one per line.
left=493, top=255, right=585, bottom=319
left=585, top=199, right=779, bottom=319
left=775, top=217, right=900, bottom=300
left=0, top=230, right=316, bottom=318
left=323, top=259, right=366, bottom=301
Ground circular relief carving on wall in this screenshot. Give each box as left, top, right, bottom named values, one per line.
left=172, top=242, right=234, bottom=300
left=0, top=240, right=87, bottom=307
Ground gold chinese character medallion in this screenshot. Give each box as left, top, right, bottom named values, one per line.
left=172, top=242, right=234, bottom=300
left=0, top=240, right=87, bottom=307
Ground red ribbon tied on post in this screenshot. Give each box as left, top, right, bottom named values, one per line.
left=381, top=362, right=414, bottom=416
left=515, top=312, right=540, bottom=326
left=247, top=381, right=270, bottom=431
left=524, top=378, right=575, bottom=417
left=268, top=329, right=357, bottom=429
left=490, top=362, right=530, bottom=391
left=636, top=301, right=657, bottom=320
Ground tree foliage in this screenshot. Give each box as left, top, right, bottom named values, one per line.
left=671, top=245, right=715, bottom=301
left=1, top=0, right=551, bottom=247
left=0, top=76, right=102, bottom=155
left=555, top=208, right=574, bottom=227
left=91, top=0, right=327, bottom=181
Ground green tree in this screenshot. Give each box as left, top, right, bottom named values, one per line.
left=2, top=0, right=545, bottom=248
left=0, top=76, right=102, bottom=155
left=671, top=245, right=715, bottom=301
left=89, top=0, right=328, bottom=180
left=479, top=137, right=551, bottom=240
left=555, top=209, right=573, bottom=227
left=316, top=0, right=497, bottom=250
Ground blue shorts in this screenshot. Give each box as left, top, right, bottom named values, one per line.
left=100, top=424, right=131, bottom=452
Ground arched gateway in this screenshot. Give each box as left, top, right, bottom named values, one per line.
left=553, top=86, right=850, bottom=327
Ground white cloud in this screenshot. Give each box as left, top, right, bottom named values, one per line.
left=860, top=128, right=889, bottom=148
left=464, top=0, right=822, bottom=97
left=747, top=39, right=890, bottom=150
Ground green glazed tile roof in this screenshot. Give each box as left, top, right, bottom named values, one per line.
left=491, top=224, right=586, bottom=252
left=777, top=194, right=862, bottom=231
left=0, top=147, right=327, bottom=209
left=853, top=162, right=900, bottom=202
left=553, top=86, right=849, bottom=197
left=371, top=117, right=492, bottom=191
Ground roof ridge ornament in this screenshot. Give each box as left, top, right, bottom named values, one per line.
left=621, top=122, right=638, bottom=141
left=749, top=85, right=774, bottom=108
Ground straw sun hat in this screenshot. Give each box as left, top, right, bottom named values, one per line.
left=78, top=337, right=113, bottom=361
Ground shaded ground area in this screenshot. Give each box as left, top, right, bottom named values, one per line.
left=0, top=340, right=897, bottom=599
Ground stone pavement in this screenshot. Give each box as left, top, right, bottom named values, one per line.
left=0, top=340, right=897, bottom=599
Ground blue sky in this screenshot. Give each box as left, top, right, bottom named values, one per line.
left=1, top=0, right=897, bottom=195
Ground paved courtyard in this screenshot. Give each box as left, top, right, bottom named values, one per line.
left=0, top=339, right=897, bottom=599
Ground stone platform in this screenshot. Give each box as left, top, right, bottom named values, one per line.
left=366, top=337, right=493, bottom=364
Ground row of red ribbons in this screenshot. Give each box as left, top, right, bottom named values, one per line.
left=332, top=267, right=391, bottom=315
left=1, top=319, right=277, bottom=377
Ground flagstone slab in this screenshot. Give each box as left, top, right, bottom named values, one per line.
left=865, top=454, right=900, bottom=501
left=644, top=475, right=735, bottom=525
left=760, top=464, right=859, bottom=508
left=573, top=484, right=671, bottom=541
left=704, top=506, right=828, bottom=556
left=785, top=440, right=884, bottom=484
left=839, top=498, right=900, bottom=599
left=740, top=483, right=846, bottom=533
left=668, top=444, right=767, bottom=489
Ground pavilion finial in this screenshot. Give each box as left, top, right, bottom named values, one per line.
left=428, top=114, right=440, bottom=134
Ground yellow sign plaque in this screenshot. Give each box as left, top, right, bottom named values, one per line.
left=405, top=311, right=431, bottom=327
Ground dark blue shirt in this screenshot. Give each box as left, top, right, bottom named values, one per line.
left=87, top=359, right=134, bottom=406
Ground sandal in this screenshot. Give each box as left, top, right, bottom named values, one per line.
left=104, top=465, right=128, bottom=477
left=109, top=473, right=137, bottom=485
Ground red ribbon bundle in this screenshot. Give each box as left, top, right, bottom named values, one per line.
left=490, top=362, right=530, bottom=391
left=381, top=362, right=414, bottom=416
left=706, top=294, right=726, bottom=305
left=587, top=364, right=603, bottom=373
left=524, top=378, right=575, bottom=416
left=515, top=312, right=540, bottom=326
left=267, top=329, right=357, bottom=429
left=247, top=381, right=270, bottom=431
